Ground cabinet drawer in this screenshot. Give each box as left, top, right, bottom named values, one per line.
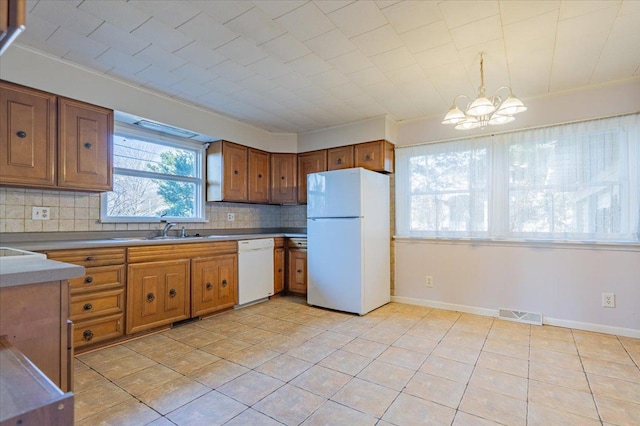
left=73, top=314, right=124, bottom=349
left=287, top=238, right=307, bottom=249
left=354, top=140, right=394, bottom=173
left=69, top=265, right=125, bottom=293
left=45, top=248, right=125, bottom=267
left=70, top=289, right=124, bottom=321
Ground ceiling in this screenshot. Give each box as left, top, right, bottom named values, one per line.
left=15, top=0, right=640, bottom=134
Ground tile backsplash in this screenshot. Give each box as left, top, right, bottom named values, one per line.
left=0, top=187, right=307, bottom=234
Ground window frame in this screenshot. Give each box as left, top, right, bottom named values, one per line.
left=100, top=122, right=207, bottom=223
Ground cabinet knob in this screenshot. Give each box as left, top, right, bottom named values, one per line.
left=84, top=142, right=93, bottom=149
left=365, top=154, right=371, bottom=160
left=278, top=268, right=282, bottom=273
left=221, top=279, right=228, bottom=287
left=169, top=288, right=177, bottom=298
left=146, top=292, right=155, bottom=302
left=234, top=170, right=239, bottom=175
left=258, top=174, right=263, bottom=178
left=84, top=276, right=93, bottom=283
left=16, top=131, right=27, bottom=138
left=82, top=330, right=94, bottom=341
left=337, top=158, right=342, bottom=164
left=86, top=256, right=94, bottom=261
left=297, top=269, right=302, bottom=273
left=83, top=303, right=92, bottom=311
left=281, top=176, right=285, bottom=180
left=206, top=282, right=213, bottom=290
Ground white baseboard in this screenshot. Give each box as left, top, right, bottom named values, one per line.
left=390, top=296, right=640, bottom=339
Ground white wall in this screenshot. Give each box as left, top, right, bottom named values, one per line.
left=0, top=46, right=298, bottom=152
left=394, top=79, right=640, bottom=336
left=297, top=116, right=390, bottom=152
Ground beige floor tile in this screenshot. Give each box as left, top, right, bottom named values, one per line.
left=582, top=356, right=640, bottom=383
left=491, top=319, right=531, bottom=333
left=188, top=359, right=250, bottom=389
left=234, top=327, right=279, bottom=344
left=529, top=347, right=583, bottom=371
left=383, top=392, right=456, bottom=425
left=235, top=313, right=269, bottom=327
left=256, top=318, right=298, bottom=334
left=377, top=346, right=429, bottom=370
left=405, top=324, right=449, bottom=341
left=428, top=308, right=461, bottom=321
left=253, top=383, right=326, bottom=426
left=360, top=325, right=403, bottom=345
left=530, top=325, right=574, bottom=342
left=459, top=385, right=527, bottom=425
left=73, top=367, right=110, bottom=392
left=528, top=379, right=599, bottom=420
left=404, top=371, right=466, bottom=408
left=224, top=408, right=284, bottom=426
left=114, top=364, right=184, bottom=397
left=330, top=321, right=373, bottom=337
left=486, top=328, right=530, bottom=346
left=331, top=377, right=398, bottom=418
left=74, top=359, right=89, bottom=372
left=144, top=340, right=196, bottom=364
left=123, top=333, right=176, bottom=355
left=420, top=355, right=474, bottom=384
left=431, top=342, right=481, bottom=365
left=392, top=334, right=438, bottom=354
left=159, top=349, right=220, bottom=376
left=482, top=339, right=530, bottom=359
left=77, top=344, right=138, bottom=368
left=302, top=400, right=377, bottom=426
left=255, top=353, right=313, bottom=382
left=594, top=394, right=640, bottom=426
left=224, top=345, right=280, bottom=369
left=146, top=417, right=176, bottom=426
left=452, top=411, right=503, bottom=425
left=75, top=398, right=161, bottom=426
left=529, top=361, right=589, bottom=392
left=531, top=334, right=578, bottom=355
left=258, top=334, right=306, bottom=353
left=164, top=327, right=227, bottom=348
left=377, top=313, right=421, bottom=332
left=74, top=381, right=135, bottom=421
left=469, top=367, right=528, bottom=401
left=166, top=390, right=246, bottom=425
left=318, top=349, right=373, bottom=376
left=356, top=359, right=415, bottom=391
left=290, top=365, right=351, bottom=398
left=138, top=376, right=210, bottom=415
left=199, top=338, right=253, bottom=358
left=341, top=337, right=388, bottom=358
left=287, top=324, right=324, bottom=341
left=577, top=342, right=636, bottom=365
left=527, top=401, right=602, bottom=426
left=588, top=373, right=640, bottom=404
left=475, top=351, right=529, bottom=378
left=287, top=341, right=336, bottom=363
left=573, top=330, right=620, bottom=346
left=308, top=330, right=355, bottom=349
left=217, top=371, right=284, bottom=405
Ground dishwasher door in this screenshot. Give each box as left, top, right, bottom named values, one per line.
left=237, top=239, right=275, bottom=306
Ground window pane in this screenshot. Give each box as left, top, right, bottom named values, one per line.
left=107, top=174, right=196, bottom=218
left=113, top=135, right=196, bottom=177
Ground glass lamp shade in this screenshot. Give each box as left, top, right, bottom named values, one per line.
left=466, top=96, right=496, bottom=116
left=442, top=106, right=466, bottom=124
left=496, top=95, right=527, bottom=115
left=455, top=117, right=480, bottom=130
left=488, top=114, right=515, bottom=126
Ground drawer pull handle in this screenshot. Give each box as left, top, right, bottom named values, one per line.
left=234, top=170, right=239, bottom=175
left=206, top=282, right=213, bottom=290
left=85, top=276, right=93, bottom=283
left=83, top=303, right=93, bottom=311
left=82, top=330, right=94, bottom=341
left=297, top=269, right=302, bottom=273
left=221, top=279, right=228, bottom=287
left=258, top=173, right=263, bottom=178
left=146, top=292, right=155, bottom=302
left=86, top=256, right=94, bottom=261
left=16, top=130, right=27, bottom=138
left=169, top=288, right=177, bottom=298
left=84, top=142, right=92, bottom=149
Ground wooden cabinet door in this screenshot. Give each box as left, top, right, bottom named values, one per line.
left=270, top=153, right=297, bottom=204
left=327, top=145, right=354, bottom=170
left=58, top=97, right=113, bottom=191
left=297, top=150, right=327, bottom=204
left=354, top=140, right=394, bottom=173
left=287, top=249, right=307, bottom=295
left=222, top=142, right=248, bottom=201
left=127, top=260, right=190, bottom=334
left=0, top=81, right=56, bottom=187
left=274, top=247, right=285, bottom=294
left=248, top=148, right=270, bottom=203
left=191, top=254, right=237, bottom=317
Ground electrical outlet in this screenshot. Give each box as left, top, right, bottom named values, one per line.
left=602, top=293, right=615, bottom=308
left=227, top=213, right=235, bottom=222
left=32, top=207, right=50, bottom=220
left=425, top=275, right=433, bottom=287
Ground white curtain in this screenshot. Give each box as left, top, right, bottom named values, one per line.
left=396, top=114, right=640, bottom=243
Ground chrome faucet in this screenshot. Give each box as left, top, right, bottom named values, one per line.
left=162, top=221, right=176, bottom=237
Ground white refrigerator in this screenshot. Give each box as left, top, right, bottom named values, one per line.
left=307, top=167, right=390, bottom=315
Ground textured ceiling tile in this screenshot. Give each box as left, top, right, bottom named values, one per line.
left=225, top=7, right=286, bottom=44
left=327, top=1, right=388, bottom=38
left=247, top=57, right=291, bottom=80
left=79, top=0, right=149, bottom=32
left=170, top=79, right=214, bottom=98
left=177, top=13, right=238, bottom=49
left=314, top=0, right=355, bottom=14
left=414, top=43, right=461, bottom=69
left=327, top=50, right=376, bottom=74
left=137, top=65, right=184, bottom=86
left=503, top=10, right=559, bottom=48
left=171, top=63, right=217, bottom=84
left=252, top=0, right=307, bottom=19
left=382, top=0, right=442, bottom=34
left=550, top=33, right=608, bottom=91
left=47, top=27, right=108, bottom=58
left=370, top=46, right=416, bottom=72
left=89, top=22, right=149, bottom=56
left=133, top=45, right=187, bottom=71
left=131, top=18, right=193, bottom=53
left=202, top=78, right=244, bottom=95
left=131, top=0, right=201, bottom=28
left=189, top=0, right=254, bottom=23
left=238, top=75, right=278, bottom=93
left=271, top=72, right=312, bottom=91
left=386, top=64, right=427, bottom=85
left=210, top=60, right=256, bottom=82
left=438, top=0, right=500, bottom=29
left=31, top=0, right=104, bottom=36
left=214, top=37, right=268, bottom=66
left=499, top=0, right=560, bottom=25
left=325, top=82, right=365, bottom=100
left=17, top=13, right=59, bottom=44
left=311, top=69, right=351, bottom=89
left=275, top=2, right=336, bottom=41
left=304, top=29, right=358, bottom=60
left=556, top=5, right=618, bottom=43
left=96, top=48, right=150, bottom=74
left=63, top=51, right=113, bottom=73
left=589, top=35, right=640, bottom=83
left=450, top=15, right=502, bottom=50
left=559, top=0, right=621, bottom=20
left=174, top=42, right=227, bottom=69
left=399, top=20, right=452, bottom=54
left=347, top=67, right=388, bottom=87
left=351, top=25, right=404, bottom=57
left=260, top=33, right=312, bottom=62
left=286, top=53, right=333, bottom=77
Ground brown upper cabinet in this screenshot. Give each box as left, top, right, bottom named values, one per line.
left=297, top=150, right=327, bottom=204
left=355, top=140, right=394, bottom=173
left=327, top=145, right=354, bottom=171
left=270, top=153, right=297, bottom=204
left=248, top=148, right=270, bottom=203
left=0, top=81, right=114, bottom=192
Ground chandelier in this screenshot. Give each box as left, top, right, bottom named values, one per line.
left=442, top=53, right=526, bottom=130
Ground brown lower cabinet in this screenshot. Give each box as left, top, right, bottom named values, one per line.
left=287, top=238, right=307, bottom=295
left=273, top=238, right=285, bottom=294
left=191, top=254, right=237, bottom=317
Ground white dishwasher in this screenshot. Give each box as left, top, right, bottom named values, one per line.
left=237, top=238, right=275, bottom=306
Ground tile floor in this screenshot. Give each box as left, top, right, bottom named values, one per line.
left=74, top=296, right=640, bottom=425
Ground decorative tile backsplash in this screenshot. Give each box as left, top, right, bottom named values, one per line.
left=0, top=187, right=307, bottom=234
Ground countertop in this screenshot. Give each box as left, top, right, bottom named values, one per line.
left=0, top=257, right=85, bottom=288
